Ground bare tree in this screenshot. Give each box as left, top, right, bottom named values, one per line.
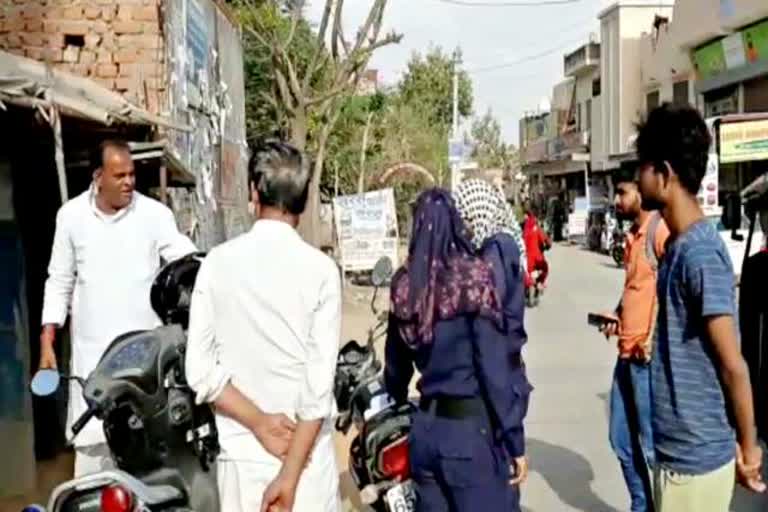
left=242, top=0, right=401, bottom=245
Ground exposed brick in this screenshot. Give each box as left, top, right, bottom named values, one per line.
left=142, top=22, right=160, bottom=35
left=26, top=47, right=46, bottom=61
left=116, top=5, right=133, bottom=21
left=114, top=48, right=138, bottom=63
left=71, top=63, right=93, bottom=77
left=84, top=33, right=101, bottom=49
left=22, top=5, right=45, bottom=20
left=46, top=7, right=65, bottom=19
left=6, top=33, right=21, bottom=48
left=63, top=6, right=83, bottom=20
left=20, top=32, right=45, bottom=47
left=96, top=63, right=118, bottom=78
left=42, top=48, right=63, bottom=62
left=91, top=21, right=109, bottom=34
left=119, top=34, right=161, bottom=49
left=80, top=50, right=96, bottom=64
left=96, top=49, right=112, bottom=63
left=114, top=76, right=135, bottom=91
left=118, top=62, right=141, bottom=78
left=63, top=45, right=80, bottom=63
left=134, top=6, right=158, bottom=22
left=56, top=21, right=90, bottom=36
left=25, top=20, right=44, bottom=32
left=102, top=5, right=116, bottom=21
left=84, top=6, right=101, bottom=20
left=101, top=33, right=117, bottom=49
left=5, top=17, right=25, bottom=32
left=46, top=33, right=65, bottom=49
left=137, top=48, right=161, bottom=64
left=114, top=21, right=142, bottom=34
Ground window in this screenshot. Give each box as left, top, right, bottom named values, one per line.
left=646, top=90, right=660, bottom=111
left=673, top=81, right=690, bottom=106
left=576, top=103, right=582, bottom=131
left=586, top=99, right=592, bottom=131
left=592, top=78, right=601, bottom=97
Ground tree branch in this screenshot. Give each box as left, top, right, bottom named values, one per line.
left=281, top=0, right=304, bottom=51
left=301, top=0, right=333, bottom=94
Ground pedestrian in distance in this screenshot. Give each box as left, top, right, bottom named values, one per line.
left=636, top=103, right=765, bottom=512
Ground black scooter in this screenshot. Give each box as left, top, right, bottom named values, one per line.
left=26, top=254, right=219, bottom=512
left=334, top=257, right=416, bottom=512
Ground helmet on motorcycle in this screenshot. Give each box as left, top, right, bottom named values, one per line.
left=151, top=253, right=205, bottom=328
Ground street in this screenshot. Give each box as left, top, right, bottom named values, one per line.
left=337, top=243, right=768, bottom=512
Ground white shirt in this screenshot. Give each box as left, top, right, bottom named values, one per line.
left=185, top=219, right=341, bottom=469
left=42, top=188, right=196, bottom=446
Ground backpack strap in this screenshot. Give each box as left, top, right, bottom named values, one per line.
left=645, top=213, right=662, bottom=272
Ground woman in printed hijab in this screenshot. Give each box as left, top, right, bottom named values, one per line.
left=384, top=188, right=528, bottom=511
left=454, top=178, right=532, bottom=505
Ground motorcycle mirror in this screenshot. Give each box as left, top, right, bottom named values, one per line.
left=371, top=256, right=393, bottom=288
left=30, top=369, right=61, bottom=397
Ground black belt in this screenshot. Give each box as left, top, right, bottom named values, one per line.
left=419, top=396, right=486, bottom=419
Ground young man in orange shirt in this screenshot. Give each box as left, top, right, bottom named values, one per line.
left=600, top=169, right=669, bottom=511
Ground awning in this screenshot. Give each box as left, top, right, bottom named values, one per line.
left=0, top=50, right=189, bottom=131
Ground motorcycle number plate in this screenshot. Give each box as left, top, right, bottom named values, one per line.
left=363, top=393, right=395, bottom=421
left=384, top=481, right=416, bottom=512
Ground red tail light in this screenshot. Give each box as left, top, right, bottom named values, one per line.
left=101, top=484, right=134, bottom=512
left=379, top=437, right=410, bottom=480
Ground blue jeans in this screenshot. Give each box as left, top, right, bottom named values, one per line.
left=609, top=359, right=655, bottom=512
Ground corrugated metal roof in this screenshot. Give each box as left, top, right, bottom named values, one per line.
left=0, top=50, right=190, bottom=131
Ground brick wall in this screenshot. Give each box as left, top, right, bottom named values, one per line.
left=0, top=0, right=166, bottom=114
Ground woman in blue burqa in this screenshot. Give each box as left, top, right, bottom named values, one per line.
left=384, top=188, right=529, bottom=511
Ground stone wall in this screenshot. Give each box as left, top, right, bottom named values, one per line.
left=0, top=0, right=166, bottom=114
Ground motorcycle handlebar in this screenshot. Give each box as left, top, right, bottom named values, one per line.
left=71, top=406, right=97, bottom=436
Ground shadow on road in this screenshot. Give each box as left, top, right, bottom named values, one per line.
left=528, top=438, right=620, bottom=512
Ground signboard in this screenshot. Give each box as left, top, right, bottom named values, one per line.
left=186, top=0, right=209, bottom=85
left=743, top=19, right=768, bottom=64
left=722, top=33, right=746, bottom=70
left=700, top=118, right=720, bottom=216
left=333, top=189, right=399, bottom=272
left=693, top=40, right=727, bottom=80
left=720, top=120, right=768, bottom=164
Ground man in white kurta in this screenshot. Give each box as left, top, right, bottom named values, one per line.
left=185, top=142, right=342, bottom=512
left=40, top=140, right=196, bottom=476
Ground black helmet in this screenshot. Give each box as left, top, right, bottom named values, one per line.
left=151, top=252, right=205, bottom=328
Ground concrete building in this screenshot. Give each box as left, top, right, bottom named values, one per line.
left=639, top=0, right=768, bottom=205
left=595, top=1, right=675, bottom=172
left=519, top=36, right=600, bottom=210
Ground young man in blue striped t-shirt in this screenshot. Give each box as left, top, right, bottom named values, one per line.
left=636, top=104, right=765, bottom=512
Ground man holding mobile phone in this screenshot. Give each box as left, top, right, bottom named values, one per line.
left=597, top=167, right=669, bottom=512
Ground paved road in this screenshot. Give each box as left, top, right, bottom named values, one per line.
left=338, top=243, right=768, bottom=511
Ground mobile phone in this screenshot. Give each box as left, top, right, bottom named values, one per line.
left=588, top=313, right=617, bottom=328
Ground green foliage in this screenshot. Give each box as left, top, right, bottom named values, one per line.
left=471, top=108, right=519, bottom=171
left=399, top=47, right=473, bottom=131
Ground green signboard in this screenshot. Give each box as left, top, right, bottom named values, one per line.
left=743, top=19, right=768, bottom=64
left=693, top=39, right=727, bottom=80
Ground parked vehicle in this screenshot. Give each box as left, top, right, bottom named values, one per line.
left=610, top=226, right=626, bottom=267
left=27, top=253, right=220, bottom=512
left=334, top=257, right=416, bottom=512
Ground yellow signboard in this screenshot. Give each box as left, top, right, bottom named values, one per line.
left=720, top=120, right=768, bottom=163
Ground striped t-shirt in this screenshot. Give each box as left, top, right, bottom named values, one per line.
left=651, top=219, right=736, bottom=475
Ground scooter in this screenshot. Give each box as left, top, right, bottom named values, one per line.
left=26, top=253, right=220, bottom=512
left=334, top=257, right=416, bottom=512
left=610, top=227, right=625, bottom=267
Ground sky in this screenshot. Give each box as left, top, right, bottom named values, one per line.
left=306, top=0, right=608, bottom=147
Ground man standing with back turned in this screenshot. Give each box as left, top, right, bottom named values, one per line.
left=185, top=142, right=342, bottom=512
left=637, top=103, right=765, bottom=511
left=600, top=168, right=669, bottom=511
left=40, top=139, right=197, bottom=476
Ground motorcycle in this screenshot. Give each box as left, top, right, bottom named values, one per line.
left=610, top=227, right=626, bottom=267
left=26, top=253, right=220, bottom=512
left=334, top=257, right=417, bottom=512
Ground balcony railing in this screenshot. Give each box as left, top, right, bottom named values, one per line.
left=564, top=42, right=600, bottom=77
left=521, top=130, right=590, bottom=165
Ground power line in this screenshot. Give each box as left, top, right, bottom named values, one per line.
left=465, top=33, right=590, bottom=73
left=428, top=0, right=583, bottom=6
